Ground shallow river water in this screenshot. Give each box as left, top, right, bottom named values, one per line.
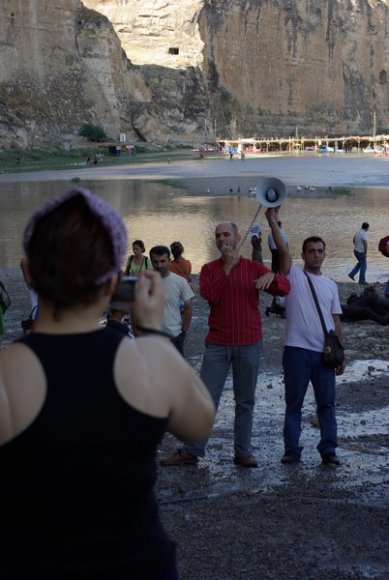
left=1, top=178, right=388, bottom=283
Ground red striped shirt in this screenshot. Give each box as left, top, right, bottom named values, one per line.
left=200, top=256, right=290, bottom=345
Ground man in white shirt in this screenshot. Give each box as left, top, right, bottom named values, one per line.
left=149, top=245, right=194, bottom=357
left=265, top=208, right=346, bottom=467
left=348, top=222, right=369, bottom=284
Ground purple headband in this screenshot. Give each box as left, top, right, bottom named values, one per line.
left=23, top=187, right=128, bottom=285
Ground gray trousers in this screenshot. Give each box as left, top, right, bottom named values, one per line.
left=186, top=341, right=261, bottom=457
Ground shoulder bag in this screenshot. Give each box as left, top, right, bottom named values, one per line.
left=303, top=271, right=344, bottom=369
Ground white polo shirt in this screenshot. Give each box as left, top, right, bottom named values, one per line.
left=284, top=265, right=342, bottom=353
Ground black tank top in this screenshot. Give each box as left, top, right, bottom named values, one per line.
left=0, top=329, right=174, bottom=579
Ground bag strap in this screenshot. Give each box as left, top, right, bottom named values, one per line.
left=303, top=271, right=329, bottom=337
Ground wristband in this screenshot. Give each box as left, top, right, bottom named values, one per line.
left=136, top=326, right=173, bottom=339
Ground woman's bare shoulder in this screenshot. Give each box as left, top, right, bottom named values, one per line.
left=1, top=341, right=44, bottom=377
left=0, top=343, right=47, bottom=444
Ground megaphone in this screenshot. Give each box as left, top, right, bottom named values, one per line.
left=255, top=177, right=286, bottom=208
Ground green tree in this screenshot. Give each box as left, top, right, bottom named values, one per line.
left=79, top=123, right=107, bottom=142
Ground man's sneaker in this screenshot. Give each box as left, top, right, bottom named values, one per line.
left=160, top=448, right=198, bottom=466
left=234, top=455, right=258, bottom=468
left=348, top=274, right=355, bottom=281
left=281, top=451, right=301, bottom=465
left=321, top=453, right=340, bottom=466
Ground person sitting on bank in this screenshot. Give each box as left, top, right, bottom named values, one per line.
left=341, top=285, right=389, bottom=325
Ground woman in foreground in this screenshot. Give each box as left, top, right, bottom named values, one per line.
left=0, top=188, right=214, bottom=579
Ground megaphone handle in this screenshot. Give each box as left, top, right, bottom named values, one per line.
left=239, top=205, right=262, bottom=250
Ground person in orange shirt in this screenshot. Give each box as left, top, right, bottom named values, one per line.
left=169, top=241, right=192, bottom=284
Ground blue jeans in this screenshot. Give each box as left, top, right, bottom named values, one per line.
left=186, top=341, right=261, bottom=457
left=349, top=250, right=367, bottom=283
left=282, top=346, right=337, bottom=457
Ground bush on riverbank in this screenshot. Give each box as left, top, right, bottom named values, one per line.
left=0, top=146, right=201, bottom=174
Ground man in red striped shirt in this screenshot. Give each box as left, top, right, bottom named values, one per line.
left=161, top=222, right=290, bottom=468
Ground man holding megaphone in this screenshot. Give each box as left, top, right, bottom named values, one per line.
left=161, top=221, right=290, bottom=468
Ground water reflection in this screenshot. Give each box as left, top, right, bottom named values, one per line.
left=0, top=180, right=388, bottom=282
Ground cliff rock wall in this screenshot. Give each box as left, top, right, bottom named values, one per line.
left=1, top=0, right=389, bottom=148
left=201, top=0, right=389, bottom=136
left=77, top=0, right=389, bottom=139
left=0, top=0, right=163, bottom=148
left=83, top=0, right=211, bottom=142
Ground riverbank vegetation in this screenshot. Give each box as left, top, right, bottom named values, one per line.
left=0, top=144, right=202, bottom=174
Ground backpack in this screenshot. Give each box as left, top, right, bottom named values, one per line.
left=378, top=235, right=389, bottom=257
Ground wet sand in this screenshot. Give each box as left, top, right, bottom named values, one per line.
left=159, top=276, right=389, bottom=580
left=2, top=152, right=389, bottom=190
left=1, top=269, right=388, bottom=579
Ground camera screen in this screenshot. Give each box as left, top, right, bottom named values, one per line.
left=112, top=275, right=137, bottom=305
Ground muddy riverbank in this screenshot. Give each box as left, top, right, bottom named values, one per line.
left=1, top=269, right=388, bottom=579
left=1, top=154, right=388, bottom=579
left=158, top=275, right=389, bottom=579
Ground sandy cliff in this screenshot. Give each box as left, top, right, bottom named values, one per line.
left=200, top=0, right=389, bottom=136
left=1, top=0, right=389, bottom=147
left=0, top=1, right=160, bottom=148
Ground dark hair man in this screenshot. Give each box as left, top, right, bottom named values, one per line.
left=149, top=245, right=194, bottom=357
left=265, top=208, right=345, bottom=467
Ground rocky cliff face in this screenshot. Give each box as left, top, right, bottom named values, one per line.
left=200, top=0, right=389, bottom=137
left=82, top=0, right=211, bottom=143
left=1, top=0, right=389, bottom=148
left=0, top=1, right=163, bottom=148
